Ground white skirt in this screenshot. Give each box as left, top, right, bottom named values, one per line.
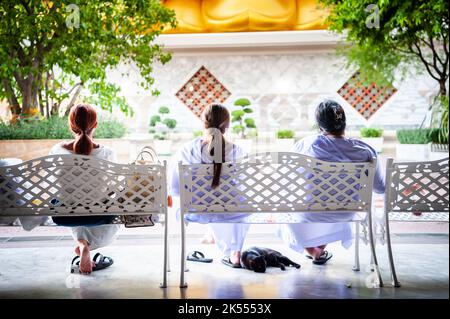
left=71, top=224, right=121, bottom=251
left=209, top=223, right=250, bottom=256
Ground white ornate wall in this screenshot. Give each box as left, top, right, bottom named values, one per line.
left=107, top=31, right=439, bottom=134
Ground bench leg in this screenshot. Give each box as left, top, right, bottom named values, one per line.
left=180, top=217, right=188, bottom=288
left=385, top=213, right=401, bottom=287
left=353, top=222, right=360, bottom=271
left=160, top=214, right=169, bottom=288
left=368, top=213, right=383, bottom=287
left=369, top=224, right=375, bottom=272
left=167, top=238, right=171, bottom=273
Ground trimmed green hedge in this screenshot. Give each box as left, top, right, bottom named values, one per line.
left=0, top=116, right=127, bottom=140
left=360, top=127, right=383, bottom=138
left=396, top=128, right=447, bottom=144
left=276, top=129, right=295, bottom=139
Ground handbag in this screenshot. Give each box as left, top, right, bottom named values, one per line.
left=121, top=146, right=161, bottom=228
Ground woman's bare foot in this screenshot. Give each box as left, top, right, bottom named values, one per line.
left=230, top=250, right=241, bottom=265
left=201, top=232, right=215, bottom=244
left=77, top=240, right=95, bottom=274
left=313, top=248, right=325, bottom=260
left=305, top=246, right=326, bottom=260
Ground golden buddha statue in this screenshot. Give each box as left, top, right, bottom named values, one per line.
left=163, top=0, right=205, bottom=33
left=162, top=0, right=326, bottom=33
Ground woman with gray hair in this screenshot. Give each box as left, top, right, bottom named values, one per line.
left=279, top=100, right=386, bottom=265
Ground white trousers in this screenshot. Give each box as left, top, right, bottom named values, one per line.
left=277, top=222, right=353, bottom=253
left=209, top=223, right=250, bottom=256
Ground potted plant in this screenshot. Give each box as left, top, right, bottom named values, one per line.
left=231, top=98, right=257, bottom=151
left=396, top=129, right=432, bottom=161
left=429, top=96, right=449, bottom=157
left=360, top=127, right=384, bottom=153
left=149, top=106, right=177, bottom=155
left=428, top=128, right=448, bottom=160
left=276, top=129, right=296, bottom=151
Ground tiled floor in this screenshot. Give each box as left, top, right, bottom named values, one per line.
left=0, top=231, right=447, bottom=299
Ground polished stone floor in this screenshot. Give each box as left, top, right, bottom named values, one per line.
left=0, top=226, right=448, bottom=299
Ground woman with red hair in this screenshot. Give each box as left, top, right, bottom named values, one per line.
left=50, top=104, right=119, bottom=274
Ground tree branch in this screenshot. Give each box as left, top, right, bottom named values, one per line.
left=11, top=69, right=26, bottom=92
left=64, top=83, right=84, bottom=116
left=441, top=29, right=449, bottom=56
left=425, top=34, right=445, bottom=68
left=20, top=0, right=31, bottom=15
left=411, top=43, right=441, bottom=81
left=1, top=77, right=20, bottom=114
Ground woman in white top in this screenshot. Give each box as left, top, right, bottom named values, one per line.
left=170, top=104, right=249, bottom=267
left=49, top=104, right=119, bottom=274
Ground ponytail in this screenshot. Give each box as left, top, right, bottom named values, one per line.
left=68, top=103, right=97, bottom=155
left=73, top=131, right=94, bottom=155
left=208, top=131, right=226, bottom=189
left=201, top=104, right=230, bottom=189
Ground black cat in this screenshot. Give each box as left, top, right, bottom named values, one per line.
left=240, top=247, right=301, bottom=273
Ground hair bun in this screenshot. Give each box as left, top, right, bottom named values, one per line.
left=315, top=100, right=346, bottom=135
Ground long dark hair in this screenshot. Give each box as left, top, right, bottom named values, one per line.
left=201, top=103, right=230, bottom=189
left=68, top=103, right=97, bottom=155
left=315, top=100, right=346, bottom=136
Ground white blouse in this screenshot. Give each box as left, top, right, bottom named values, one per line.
left=49, top=141, right=116, bottom=162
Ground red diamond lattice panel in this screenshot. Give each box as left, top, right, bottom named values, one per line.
left=337, top=72, right=397, bottom=120
left=176, top=66, right=232, bottom=118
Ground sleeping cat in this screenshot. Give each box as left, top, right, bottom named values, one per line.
left=240, top=247, right=301, bottom=273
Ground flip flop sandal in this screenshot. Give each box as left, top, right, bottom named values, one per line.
left=70, top=253, right=114, bottom=273
left=187, top=251, right=213, bottom=263
left=312, top=251, right=333, bottom=265
left=70, top=256, right=81, bottom=274
left=221, top=257, right=242, bottom=268
left=305, top=250, right=329, bottom=260
left=92, top=253, right=114, bottom=271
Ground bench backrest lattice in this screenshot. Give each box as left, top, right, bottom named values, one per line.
left=179, top=152, right=376, bottom=215
left=0, top=155, right=167, bottom=216
left=385, top=157, right=449, bottom=214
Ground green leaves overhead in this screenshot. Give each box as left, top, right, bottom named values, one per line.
left=319, top=0, right=448, bottom=94
left=0, top=1, right=177, bottom=117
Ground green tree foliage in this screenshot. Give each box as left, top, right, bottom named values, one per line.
left=0, top=1, right=176, bottom=118
left=320, top=0, right=449, bottom=97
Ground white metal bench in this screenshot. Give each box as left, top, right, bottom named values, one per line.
left=178, top=152, right=383, bottom=288
left=383, top=157, right=449, bottom=287
left=0, top=154, right=170, bottom=288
